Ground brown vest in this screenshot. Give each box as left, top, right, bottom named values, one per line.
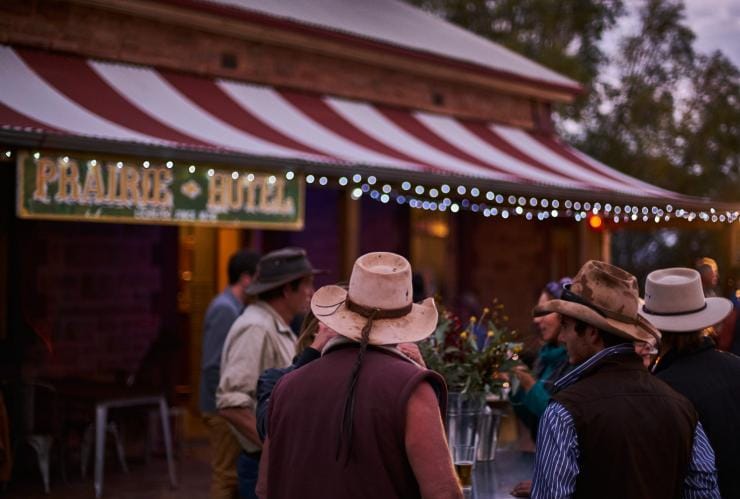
left=267, top=344, right=447, bottom=499
left=553, top=353, right=697, bottom=499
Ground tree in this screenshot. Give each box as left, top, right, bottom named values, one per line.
left=573, top=0, right=739, bottom=201
left=407, top=0, right=625, bottom=116
left=677, top=52, right=740, bottom=199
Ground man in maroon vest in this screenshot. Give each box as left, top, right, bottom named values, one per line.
left=256, top=252, right=462, bottom=499
left=530, top=260, right=719, bottom=499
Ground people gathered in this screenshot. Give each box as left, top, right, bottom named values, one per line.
left=201, top=249, right=732, bottom=499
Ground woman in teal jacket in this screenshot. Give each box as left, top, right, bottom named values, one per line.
left=510, top=278, right=572, bottom=441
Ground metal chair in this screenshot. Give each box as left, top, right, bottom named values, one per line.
left=19, top=381, right=64, bottom=494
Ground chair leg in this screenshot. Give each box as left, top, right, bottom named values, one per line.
left=81, top=424, right=93, bottom=478
left=27, top=435, right=52, bottom=494
left=108, top=423, right=128, bottom=473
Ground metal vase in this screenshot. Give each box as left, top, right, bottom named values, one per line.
left=446, top=392, right=487, bottom=454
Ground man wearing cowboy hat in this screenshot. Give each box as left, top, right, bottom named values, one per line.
left=217, top=247, right=322, bottom=499
left=641, top=267, right=740, bottom=499
left=256, top=252, right=462, bottom=499
left=530, top=260, right=719, bottom=499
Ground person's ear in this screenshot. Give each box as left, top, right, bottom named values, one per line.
left=586, top=326, right=605, bottom=349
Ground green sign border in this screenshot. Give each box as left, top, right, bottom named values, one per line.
left=16, top=151, right=305, bottom=230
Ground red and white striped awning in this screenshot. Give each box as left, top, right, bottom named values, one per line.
left=0, top=45, right=679, bottom=202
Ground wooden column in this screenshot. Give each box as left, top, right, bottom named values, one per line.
left=216, top=228, right=243, bottom=291
left=340, top=190, right=360, bottom=281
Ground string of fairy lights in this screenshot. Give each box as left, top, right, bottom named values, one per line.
left=301, top=172, right=739, bottom=226
left=8, top=150, right=739, bottom=225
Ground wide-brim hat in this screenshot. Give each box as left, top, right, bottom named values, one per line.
left=311, top=252, right=437, bottom=345
left=246, top=247, right=324, bottom=295
left=534, top=260, right=660, bottom=343
left=639, top=267, right=732, bottom=332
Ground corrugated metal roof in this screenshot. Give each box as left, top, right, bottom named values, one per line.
left=196, top=0, right=581, bottom=91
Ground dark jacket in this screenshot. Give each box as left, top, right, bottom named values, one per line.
left=266, top=344, right=446, bottom=499
left=256, top=346, right=320, bottom=441
left=554, top=352, right=697, bottom=499
left=654, top=338, right=740, bottom=499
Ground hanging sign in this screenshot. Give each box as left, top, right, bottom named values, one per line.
left=16, top=152, right=304, bottom=229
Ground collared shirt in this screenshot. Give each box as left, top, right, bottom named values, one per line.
left=216, top=300, right=296, bottom=452
left=532, top=344, right=720, bottom=499
left=199, top=288, right=243, bottom=414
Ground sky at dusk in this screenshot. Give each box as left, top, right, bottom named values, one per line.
left=684, top=0, right=740, bottom=66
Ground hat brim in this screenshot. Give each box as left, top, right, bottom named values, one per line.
left=310, top=285, right=438, bottom=345
left=246, top=268, right=326, bottom=296
left=639, top=297, right=732, bottom=333
left=535, top=299, right=660, bottom=343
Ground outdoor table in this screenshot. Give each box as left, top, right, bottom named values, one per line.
left=471, top=449, right=534, bottom=498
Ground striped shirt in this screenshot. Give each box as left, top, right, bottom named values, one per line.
left=531, top=344, right=720, bottom=499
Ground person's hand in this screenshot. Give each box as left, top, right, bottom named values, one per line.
left=398, top=342, right=426, bottom=367
left=510, top=479, right=531, bottom=497
left=309, top=322, right=338, bottom=352
left=512, top=365, right=536, bottom=392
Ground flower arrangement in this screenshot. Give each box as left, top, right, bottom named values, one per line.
left=420, top=298, right=522, bottom=396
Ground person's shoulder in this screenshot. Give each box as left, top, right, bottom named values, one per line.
left=207, top=291, right=240, bottom=314
left=226, top=306, right=272, bottom=337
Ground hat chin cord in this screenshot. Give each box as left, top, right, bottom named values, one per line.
left=336, top=308, right=377, bottom=465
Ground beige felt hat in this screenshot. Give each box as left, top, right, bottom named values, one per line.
left=311, top=252, right=437, bottom=345
left=534, top=260, right=660, bottom=343
left=639, top=267, right=732, bottom=332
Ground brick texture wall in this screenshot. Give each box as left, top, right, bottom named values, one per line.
left=262, top=186, right=342, bottom=288
left=457, top=212, right=549, bottom=337
left=19, top=220, right=179, bottom=379
left=360, top=197, right=410, bottom=258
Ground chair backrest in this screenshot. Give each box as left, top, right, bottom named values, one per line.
left=21, top=381, right=59, bottom=435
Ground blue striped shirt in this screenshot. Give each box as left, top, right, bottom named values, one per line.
left=531, top=344, right=719, bottom=499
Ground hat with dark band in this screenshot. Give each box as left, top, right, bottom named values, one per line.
left=246, top=247, right=323, bottom=296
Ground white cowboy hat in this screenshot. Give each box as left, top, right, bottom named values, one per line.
left=310, top=252, right=437, bottom=345
left=639, top=267, right=733, bottom=333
